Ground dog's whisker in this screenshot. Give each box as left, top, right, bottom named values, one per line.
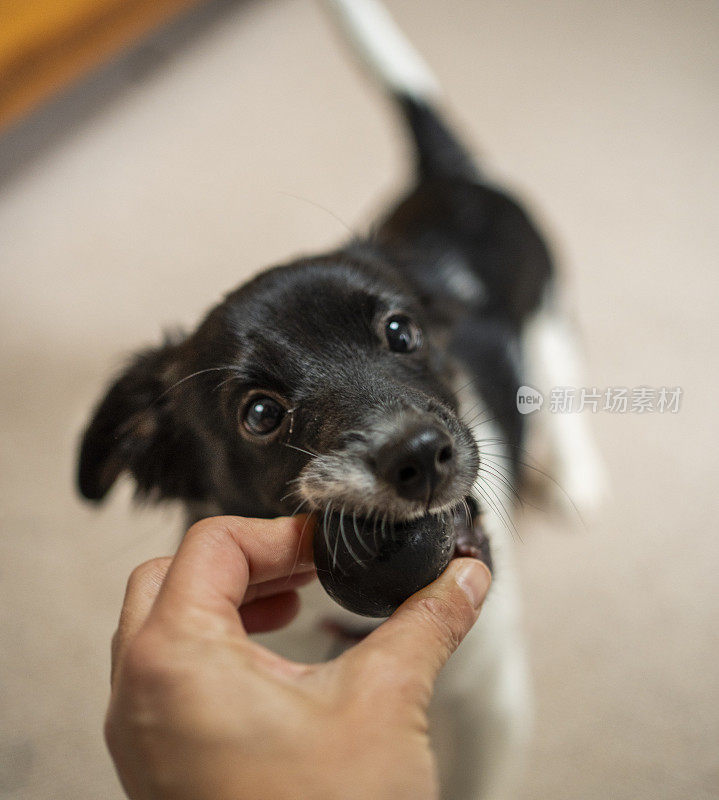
left=282, top=442, right=320, bottom=458
left=352, top=510, right=376, bottom=557
left=477, top=464, right=521, bottom=505
left=211, top=374, right=243, bottom=393
left=279, top=488, right=298, bottom=505
left=473, top=479, right=520, bottom=541
left=479, top=443, right=572, bottom=493
left=284, top=509, right=315, bottom=585
left=453, top=375, right=477, bottom=398
left=484, top=483, right=522, bottom=542
left=275, top=190, right=356, bottom=237
left=473, top=482, right=513, bottom=541
left=372, top=508, right=381, bottom=550
left=483, top=451, right=585, bottom=526
left=154, top=366, right=236, bottom=404
left=287, top=497, right=309, bottom=519
left=325, top=503, right=337, bottom=573
left=459, top=399, right=489, bottom=423
left=338, top=505, right=365, bottom=569
left=464, top=411, right=500, bottom=429
left=466, top=498, right=473, bottom=527
left=326, top=503, right=348, bottom=576
left=479, top=477, right=518, bottom=512
left=480, top=462, right=521, bottom=498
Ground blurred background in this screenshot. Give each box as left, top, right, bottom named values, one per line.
left=1, top=1, right=718, bottom=798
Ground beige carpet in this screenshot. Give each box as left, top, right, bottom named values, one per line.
left=1, top=1, right=717, bottom=798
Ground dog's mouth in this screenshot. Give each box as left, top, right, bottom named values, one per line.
left=312, top=496, right=491, bottom=617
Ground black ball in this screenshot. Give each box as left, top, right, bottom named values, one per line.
left=313, top=510, right=456, bottom=617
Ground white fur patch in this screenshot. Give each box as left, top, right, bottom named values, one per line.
left=438, top=253, right=488, bottom=305
left=323, top=0, right=440, bottom=100
left=523, top=306, right=609, bottom=517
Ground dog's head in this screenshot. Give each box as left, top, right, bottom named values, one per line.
left=79, top=253, right=479, bottom=527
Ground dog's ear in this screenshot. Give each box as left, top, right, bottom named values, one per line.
left=78, top=337, right=206, bottom=503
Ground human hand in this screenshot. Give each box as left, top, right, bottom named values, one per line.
left=105, top=515, right=491, bottom=800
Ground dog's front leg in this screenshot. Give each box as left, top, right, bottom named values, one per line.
left=523, top=301, right=609, bottom=519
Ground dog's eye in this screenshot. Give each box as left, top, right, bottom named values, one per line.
left=385, top=314, right=422, bottom=353
left=243, top=396, right=284, bottom=436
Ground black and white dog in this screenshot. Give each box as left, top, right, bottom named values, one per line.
left=79, top=1, right=604, bottom=796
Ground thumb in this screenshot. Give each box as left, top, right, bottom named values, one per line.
left=351, top=558, right=491, bottom=701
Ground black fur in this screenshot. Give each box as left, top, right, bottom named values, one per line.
left=78, top=99, right=553, bottom=521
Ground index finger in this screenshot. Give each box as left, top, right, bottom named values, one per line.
left=151, top=515, right=315, bottom=628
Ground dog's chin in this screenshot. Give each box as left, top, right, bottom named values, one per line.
left=311, top=496, right=491, bottom=618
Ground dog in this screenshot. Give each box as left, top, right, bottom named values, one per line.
left=78, top=1, right=605, bottom=796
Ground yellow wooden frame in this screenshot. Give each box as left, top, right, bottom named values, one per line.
left=0, top=0, right=202, bottom=131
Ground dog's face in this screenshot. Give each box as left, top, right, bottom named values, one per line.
left=79, top=255, right=479, bottom=526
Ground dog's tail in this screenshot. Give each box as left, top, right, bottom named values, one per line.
left=322, top=0, right=478, bottom=181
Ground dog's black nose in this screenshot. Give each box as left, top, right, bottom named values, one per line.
left=376, top=424, right=455, bottom=504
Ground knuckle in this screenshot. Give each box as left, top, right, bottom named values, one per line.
left=126, top=557, right=171, bottom=593
left=106, top=639, right=174, bottom=754
left=185, top=516, right=244, bottom=551
left=185, top=517, right=217, bottom=541
left=119, top=629, right=175, bottom=689
left=414, top=595, right=466, bottom=655
left=188, top=515, right=242, bottom=537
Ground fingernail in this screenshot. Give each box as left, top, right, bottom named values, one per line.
left=455, top=561, right=491, bottom=609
